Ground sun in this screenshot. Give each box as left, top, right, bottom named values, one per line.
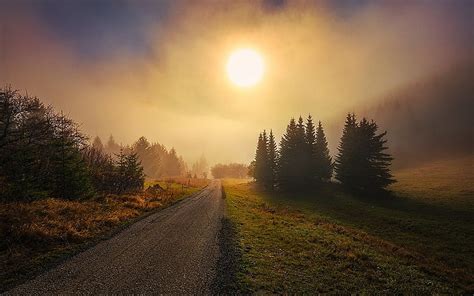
left=226, top=48, right=265, bottom=87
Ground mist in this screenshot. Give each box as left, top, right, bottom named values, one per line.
left=1, top=0, right=472, bottom=166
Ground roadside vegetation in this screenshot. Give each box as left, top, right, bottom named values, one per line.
left=0, top=177, right=208, bottom=291
left=223, top=157, right=473, bottom=293
left=0, top=87, right=210, bottom=291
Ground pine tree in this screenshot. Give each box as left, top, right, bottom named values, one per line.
left=254, top=131, right=269, bottom=186
left=262, top=130, right=273, bottom=187
left=335, top=113, right=358, bottom=188
left=92, top=136, right=104, bottom=151
left=295, top=116, right=310, bottom=186
left=314, top=121, right=333, bottom=181
left=115, top=148, right=128, bottom=194
left=305, top=115, right=317, bottom=181
left=106, top=135, right=121, bottom=155
left=267, top=130, right=278, bottom=189
left=335, top=114, right=395, bottom=192
left=277, top=118, right=300, bottom=190
left=357, top=118, right=395, bottom=191
left=125, top=152, right=145, bottom=192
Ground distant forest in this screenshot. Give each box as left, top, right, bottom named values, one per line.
left=211, top=163, right=248, bottom=179
left=91, top=136, right=187, bottom=179
left=91, top=136, right=209, bottom=180
left=355, top=62, right=473, bottom=168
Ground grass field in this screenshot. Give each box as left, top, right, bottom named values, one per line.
left=0, top=179, right=208, bottom=292
left=223, top=157, right=473, bottom=293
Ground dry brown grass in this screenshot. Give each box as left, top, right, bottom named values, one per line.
left=152, top=177, right=210, bottom=189
left=0, top=182, right=206, bottom=291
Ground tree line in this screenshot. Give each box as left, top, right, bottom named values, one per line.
left=211, top=163, right=248, bottom=179
left=92, top=135, right=188, bottom=179
left=0, top=87, right=144, bottom=201
left=252, top=114, right=394, bottom=192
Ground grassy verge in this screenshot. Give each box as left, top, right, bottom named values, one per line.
left=223, top=157, right=473, bottom=293
left=0, top=178, right=209, bottom=292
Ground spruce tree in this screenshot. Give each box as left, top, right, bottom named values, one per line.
left=92, top=136, right=104, bottom=151
left=335, top=114, right=395, bottom=192
left=261, top=130, right=273, bottom=187
left=277, top=118, right=299, bottom=190
left=357, top=118, right=395, bottom=191
left=125, top=152, right=145, bottom=191
left=295, top=116, right=309, bottom=185
left=115, top=148, right=128, bottom=194
left=314, top=121, right=333, bottom=181
left=267, top=130, right=278, bottom=189
left=335, top=113, right=358, bottom=188
left=305, top=115, right=317, bottom=182
left=253, top=132, right=268, bottom=186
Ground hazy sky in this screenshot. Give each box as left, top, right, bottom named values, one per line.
left=1, top=0, right=472, bottom=165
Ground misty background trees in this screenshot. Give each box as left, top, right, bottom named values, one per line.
left=252, top=114, right=394, bottom=192
left=93, top=135, right=188, bottom=179
left=211, top=163, right=248, bottom=179
left=191, top=155, right=209, bottom=179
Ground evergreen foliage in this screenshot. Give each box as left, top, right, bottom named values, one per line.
left=334, top=113, right=358, bottom=188
left=253, top=113, right=394, bottom=192
left=114, top=150, right=145, bottom=194
left=267, top=130, right=278, bottom=189
left=335, top=114, right=395, bottom=191
left=0, top=88, right=93, bottom=200
left=0, top=87, right=146, bottom=201
left=253, top=132, right=269, bottom=186
left=276, top=118, right=298, bottom=190
left=83, top=146, right=116, bottom=193
left=305, top=115, right=317, bottom=180
left=314, top=121, right=333, bottom=181
left=49, top=113, right=93, bottom=199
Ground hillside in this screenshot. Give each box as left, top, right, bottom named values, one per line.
left=359, top=62, right=473, bottom=168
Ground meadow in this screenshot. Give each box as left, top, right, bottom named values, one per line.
left=223, top=156, right=473, bottom=293
left=0, top=178, right=208, bottom=292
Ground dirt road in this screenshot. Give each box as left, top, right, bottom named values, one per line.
left=7, top=180, right=225, bottom=295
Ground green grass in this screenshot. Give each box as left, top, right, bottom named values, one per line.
left=223, top=157, right=473, bottom=293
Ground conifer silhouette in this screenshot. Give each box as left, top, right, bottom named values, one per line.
left=305, top=115, right=317, bottom=182
left=277, top=119, right=295, bottom=189
left=335, top=113, right=395, bottom=191
left=253, top=131, right=269, bottom=186
left=267, top=130, right=278, bottom=189
left=314, top=121, right=333, bottom=181
left=335, top=113, right=358, bottom=188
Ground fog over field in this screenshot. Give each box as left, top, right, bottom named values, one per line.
left=1, top=0, right=472, bottom=165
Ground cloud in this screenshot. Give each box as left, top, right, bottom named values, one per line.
left=1, top=0, right=472, bottom=165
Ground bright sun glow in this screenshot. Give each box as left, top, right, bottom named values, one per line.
left=226, top=49, right=265, bottom=87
